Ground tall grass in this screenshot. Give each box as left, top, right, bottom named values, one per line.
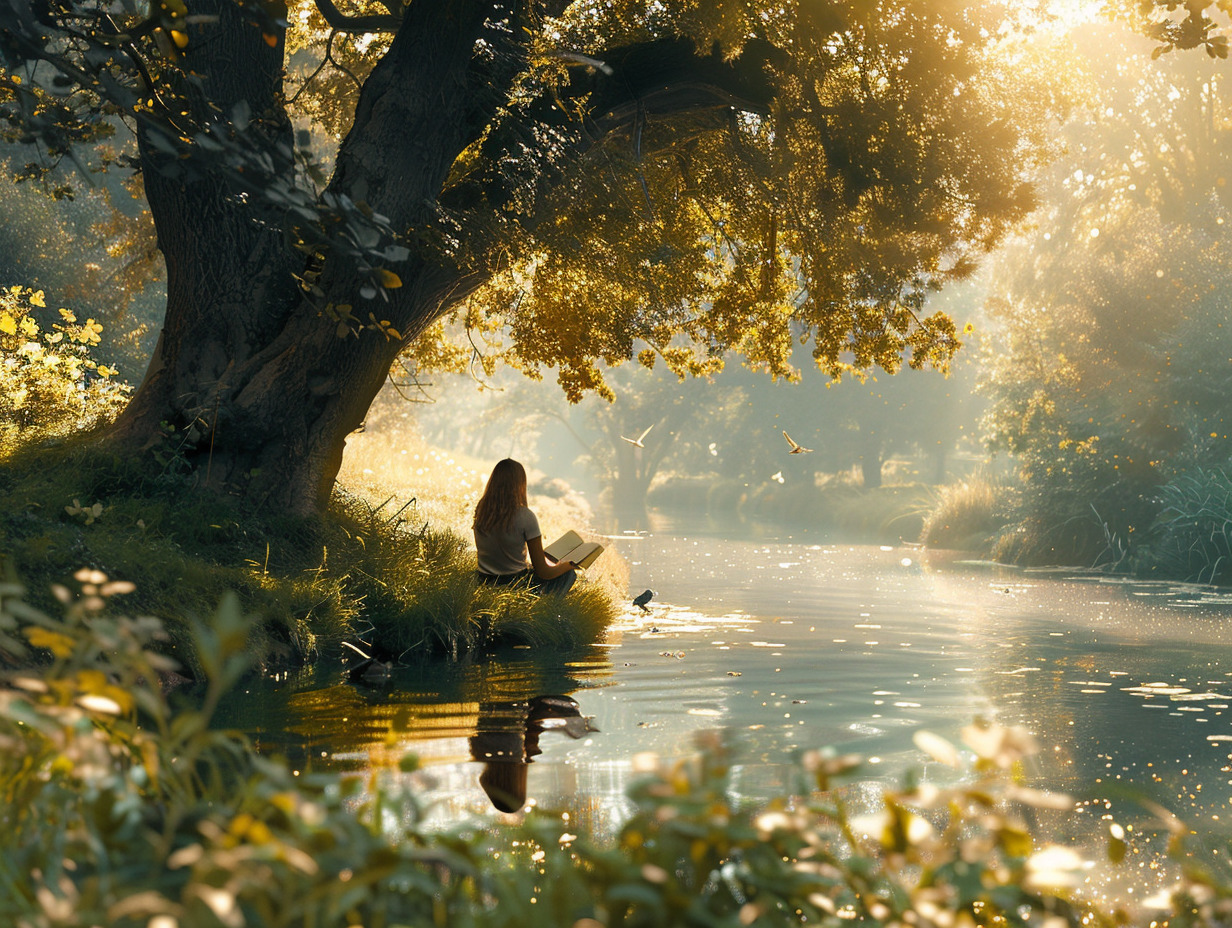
left=335, top=496, right=617, bottom=660
left=920, top=476, right=1009, bottom=550
left=1140, top=467, right=1232, bottom=585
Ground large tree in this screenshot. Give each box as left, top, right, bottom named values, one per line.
left=0, top=0, right=1061, bottom=513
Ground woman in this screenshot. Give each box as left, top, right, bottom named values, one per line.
left=473, top=458, right=577, bottom=596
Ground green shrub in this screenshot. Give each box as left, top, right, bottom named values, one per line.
left=1140, top=467, right=1232, bottom=585
left=3, top=575, right=1213, bottom=928
left=979, top=472, right=1160, bottom=571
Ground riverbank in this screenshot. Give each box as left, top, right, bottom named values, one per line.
left=0, top=430, right=620, bottom=677
left=648, top=473, right=939, bottom=544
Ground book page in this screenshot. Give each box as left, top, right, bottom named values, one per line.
left=544, top=530, right=584, bottom=562
left=573, top=543, right=603, bottom=569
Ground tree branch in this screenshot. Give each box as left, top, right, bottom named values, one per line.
left=441, top=34, right=782, bottom=223
left=310, top=0, right=401, bottom=34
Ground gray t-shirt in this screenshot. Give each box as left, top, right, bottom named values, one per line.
left=475, top=506, right=541, bottom=576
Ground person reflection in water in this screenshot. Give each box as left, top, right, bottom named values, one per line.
left=470, top=694, right=596, bottom=813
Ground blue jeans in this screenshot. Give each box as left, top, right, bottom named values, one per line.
left=476, top=568, right=577, bottom=597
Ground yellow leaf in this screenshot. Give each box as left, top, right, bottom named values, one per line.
left=25, top=627, right=76, bottom=659
left=377, top=269, right=402, bottom=289
left=29, top=289, right=45, bottom=307
left=0, top=313, right=15, bottom=336
left=170, top=30, right=189, bottom=48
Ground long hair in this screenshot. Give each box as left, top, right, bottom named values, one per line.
left=473, top=458, right=528, bottom=534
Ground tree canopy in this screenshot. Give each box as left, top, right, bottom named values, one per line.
left=0, top=0, right=1068, bottom=509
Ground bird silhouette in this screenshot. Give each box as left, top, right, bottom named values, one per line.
left=347, top=656, right=392, bottom=686
left=782, top=430, right=813, bottom=454
left=620, top=424, right=654, bottom=448
left=632, top=589, right=655, bottom=612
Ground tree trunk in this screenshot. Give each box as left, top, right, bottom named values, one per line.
left=107, top=0, right=496, bottom=513
left=931, top=444, right=949, bottom=484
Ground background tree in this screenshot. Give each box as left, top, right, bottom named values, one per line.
left=0, top=161, right=163, bottom=371
left=1, top=0, right=1057, bottom=513
left=978, top=22, right=1232, bottom=566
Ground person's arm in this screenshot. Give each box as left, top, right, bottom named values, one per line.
left=527, top=535, right=575, bottom=579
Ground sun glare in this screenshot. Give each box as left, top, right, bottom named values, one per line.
left=1027, top=0, right=1103, bottom=34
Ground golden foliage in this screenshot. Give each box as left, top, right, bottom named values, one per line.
left=0, top=285, right=129, bottom=458
left=416, top=0, right=1060, bottom=400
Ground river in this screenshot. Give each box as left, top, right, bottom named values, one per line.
left=220, top=523, right=1232, bottom=891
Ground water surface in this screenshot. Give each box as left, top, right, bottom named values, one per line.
left=223, top=529, right=1232, bottom=864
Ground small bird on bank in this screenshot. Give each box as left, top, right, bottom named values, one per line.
left=348, top=656, right=392, bottom=686
left=632, top=589, right=655, bottom=612
left=342, top=640, right=390, bottom=686
left=782, top=430, right=813, bottom=454
left=621, top=424, right=654, bottom=448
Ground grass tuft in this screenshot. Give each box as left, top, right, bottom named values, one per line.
left=920, top=476, right=1009, bottom=550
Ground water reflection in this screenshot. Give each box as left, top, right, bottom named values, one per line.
left=221, top=526, right=1232, bottom=864
left=471, top=694, right=598, bottom=812
left=217, top=650, right=613, bottom=779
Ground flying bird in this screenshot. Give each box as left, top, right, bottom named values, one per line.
left=771, top=471, right=784, bottom=484
left=621, top=424, right=654, bottom=448
left=782, top=430, right=813, bottom=454
left=632, top=589, right=655, bottom=612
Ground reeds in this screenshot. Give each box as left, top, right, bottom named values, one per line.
left=1141, top=467, right=1232, bottom=584
left=920, top=475, right=1008, bottom=550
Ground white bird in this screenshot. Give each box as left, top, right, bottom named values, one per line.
left=771, top=471, right=785, bottom=484
left=621, top=424, right=654, bottom=448
left=782, top=430, right=813, bottom=454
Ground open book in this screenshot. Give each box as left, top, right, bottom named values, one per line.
left=544, top=530, right=604, bottom=570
